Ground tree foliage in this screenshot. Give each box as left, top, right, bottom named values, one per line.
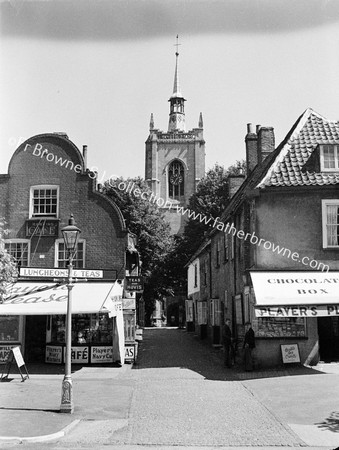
left=164, top=160, right=246, bottom=292
left=0, top=220, right=18, bottom=302
left=103, top=177, right=174, bottom=321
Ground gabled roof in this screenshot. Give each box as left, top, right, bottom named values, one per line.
left=258, top=108, right=339, bottom=188
left=216, top=108, right=339, bottom=229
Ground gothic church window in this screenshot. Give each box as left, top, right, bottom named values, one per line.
left=168, top=160, right=184, bottom=200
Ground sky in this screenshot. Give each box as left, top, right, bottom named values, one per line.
left=1, top=0, right=339, bottom=181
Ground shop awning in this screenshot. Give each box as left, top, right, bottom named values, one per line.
left=0, top=281, right=123, bottom=315
left=250, top=271, right=339, bottom=317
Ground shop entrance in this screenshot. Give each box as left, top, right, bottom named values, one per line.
left=25, top=315, right=47, bottom=362
left=318, top=317, right=339, bottom=362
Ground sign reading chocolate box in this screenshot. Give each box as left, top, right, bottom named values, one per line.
left=281, top=343, right=300, bottom=364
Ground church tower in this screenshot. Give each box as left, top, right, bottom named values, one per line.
left=145, top=37, right=205, bottom=235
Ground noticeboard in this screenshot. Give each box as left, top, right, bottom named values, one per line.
left=281, top=343, right=301, bottom=364
left=1, top=346, right=29, bottom=382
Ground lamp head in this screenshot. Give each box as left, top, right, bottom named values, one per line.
left=61, top=214, right=81, bottom=257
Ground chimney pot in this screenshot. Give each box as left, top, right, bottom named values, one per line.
left=257, top=127, right=275, bottom=163
left=247, top=123, right=255, bottom=134
left=83, top=145, right=87, bottom=169
left=256, top=125, right=261, bottom=133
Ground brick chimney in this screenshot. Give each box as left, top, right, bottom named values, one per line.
left=228, top=174, right=245, bottom=198
left=245, top=123, right=258, bottom=176
left=257, top=126, right=275, bottom=163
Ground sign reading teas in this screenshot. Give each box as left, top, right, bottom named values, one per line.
left=20, top=268, right=103, bottom=279
left=125, top=276, right=144, bottom=292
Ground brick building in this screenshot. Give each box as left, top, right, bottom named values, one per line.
left=0, top=133, right=138, bottom=364
left=187, top=109, right=339, bottom=367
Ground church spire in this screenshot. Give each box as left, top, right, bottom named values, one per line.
left=149, top=113, right=154, bottom=131
left=168, top=35, right=186, bottom=132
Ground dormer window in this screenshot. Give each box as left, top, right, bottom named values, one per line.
left=320, top=145, right=339, bottom=172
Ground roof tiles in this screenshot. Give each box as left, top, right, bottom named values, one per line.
left=258, top=109, right=339, bottom=188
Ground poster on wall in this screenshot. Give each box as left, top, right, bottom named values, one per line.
left=91, top=346, right=113, bottom=363
left=46, top=346, right=62, bottom=364
left=125, top=345, right=135, bottom=362
left=281, top=344, right=301, bottom=364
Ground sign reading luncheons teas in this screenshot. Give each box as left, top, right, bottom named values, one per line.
left=251, top=271, right=339, bottom=317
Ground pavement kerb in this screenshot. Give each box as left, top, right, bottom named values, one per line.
left=0, top=419, right=81, bottom=444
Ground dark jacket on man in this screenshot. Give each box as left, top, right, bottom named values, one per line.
left=243, top=327, right=255, bottom=349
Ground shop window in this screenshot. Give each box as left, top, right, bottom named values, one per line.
left=4, top=240, right=30, bottom=267
left=320, top=145, right=339, bottom=172
left=55, top=239, right=85, bottom=268
left=30, top=185, right=59, bottom=218
left=252, top=317, right=307, bottom=338
left=0, top=316, right=20, bottom=342
left=168, top=160, right=184, bottom=200
left=49, top=314, right=113, bottom=345
left=322, top=200, right=339, bottom=248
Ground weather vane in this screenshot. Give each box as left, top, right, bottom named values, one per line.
left=174, top=35, right=181, bottom=56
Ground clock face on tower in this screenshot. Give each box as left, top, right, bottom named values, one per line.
left=170, top=173, right=183, bottom=185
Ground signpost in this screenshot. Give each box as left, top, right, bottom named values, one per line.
left=1, top=346, right=29, bottom=382
left=125, top=276, right=144, bottom=292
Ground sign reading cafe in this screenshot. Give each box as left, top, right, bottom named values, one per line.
left=250, top=271, right=339, bottom=317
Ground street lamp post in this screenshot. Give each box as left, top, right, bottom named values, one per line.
left=60, top=214, right=81, bottom=414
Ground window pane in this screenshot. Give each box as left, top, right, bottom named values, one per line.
left=323, top=146, right=336, bottom=169
left=32, top=187, right=58, bottom=217
left=326, top=205, right=339, bottom=246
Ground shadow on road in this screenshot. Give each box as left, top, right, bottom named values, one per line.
left=316, top=411, right=339, bottom=433
left=133, top=328, right=324, bottom=381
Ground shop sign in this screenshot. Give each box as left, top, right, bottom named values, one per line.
left=63, top=346, right=89, bottom=363
left=45, top=345, right=62, bottom=364
left=125, top=276, right=144, bottom=292
left=0, top=345, right=17, bottom=363
left=250, top=271, right=339, bottom=306
left=26, top=219, right=58, bottom=237
left=281, top=344, right=300, bottom=364
left=91, top=346, right=113, bottom=363
left=255, top=305, right=339, bottom=317
left=125, top=345, right=135, bottom=361
left=20, top=267, right=103, bottom=279
left=122, top=297, right=136, bottom=310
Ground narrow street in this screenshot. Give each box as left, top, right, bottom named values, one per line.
left=108, top=328, right=305, bottom=447
left=5, top=327, right=337, bottom=449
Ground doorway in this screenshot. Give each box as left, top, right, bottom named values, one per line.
left=318, top=317, right=339, bottom=362
left=25, top=316, right=47, bottom=362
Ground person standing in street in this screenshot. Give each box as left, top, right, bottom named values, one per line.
left=222, top=318, right=233, bottom=368
left=243, top=321, right=255, bottom=371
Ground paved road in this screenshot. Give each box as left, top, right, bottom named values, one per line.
left=106, top=328, right=304, bottom=447
left=8, top=328, right=337, bottom=449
